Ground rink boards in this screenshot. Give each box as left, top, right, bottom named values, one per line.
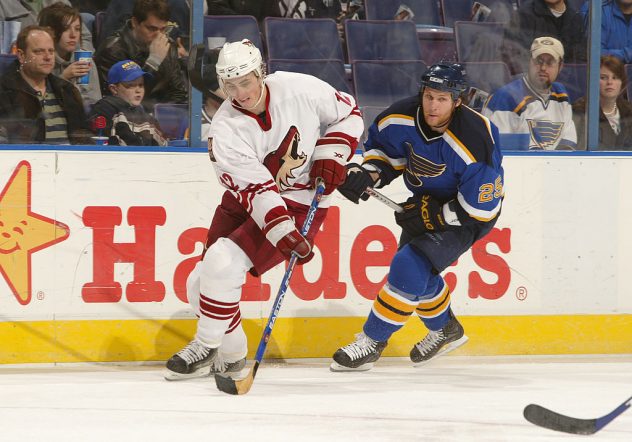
left=0, top=149, right=631, bottom=363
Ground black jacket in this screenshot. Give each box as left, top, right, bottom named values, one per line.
left=503, top=0, right=587, bottom=74
left=0, top=60, right=92, bottom=144
left=206, top=0, right=271, bottom=20
left=89, top=95, right=167, bottom=146
left=572, top=96, right=632, bottom=151
left=95, top=21, right=188, bottom=111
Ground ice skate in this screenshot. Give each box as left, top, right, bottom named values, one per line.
left=410, top=312, right=468, bottom=366
left=330, top=333, right=387, bottom=372
left=164, top=339, right=218, bottom=381
left=210, top=354, right=247, bottom=378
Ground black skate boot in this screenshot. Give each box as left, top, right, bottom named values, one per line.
left=410, top=311, right=468, bottom=366
left=164, top=339, right=218, bottom=381
left=330, top=333, right=388, bottom=372
left=210, top=355, right=247, bottom=377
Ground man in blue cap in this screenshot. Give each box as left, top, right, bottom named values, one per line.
left=88, top=59, right=167, bottom=146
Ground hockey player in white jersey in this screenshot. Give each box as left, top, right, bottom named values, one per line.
left=165, top=39, right=363, bottom=380
left=482, top=36, right=577, bottom=150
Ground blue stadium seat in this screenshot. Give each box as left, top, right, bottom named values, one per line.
left=442, top=0, right=515, bottom=28
left=417, top=27, right=457, bottom=65
left=352, top=60, right=427, bottom=107
left=358, top=105, right=387, bottom=148
left=365, top=0, right=442, bottom=26
left=203, top=15, right=263, bottom=52
left=264, top=18, right=344, bottom=61
left=462, top=61, right=511, bottom=111
left=556, top=63, right=587, bottom=104
left=94, top=11, right=107, bottom=48
left=154, top=103, right=188, bottom=140
left=0, top=54, right=17, bottom=76
left=268, top=59, right=351, bottom=94
left=454, top=21, right=505, bottom=63
left=463, top=61, right=511, bottom=94
left=345, top=20, right=422, bottom=63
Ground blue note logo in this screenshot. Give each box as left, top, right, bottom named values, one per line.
left=528, top=119, right=563, bottom=149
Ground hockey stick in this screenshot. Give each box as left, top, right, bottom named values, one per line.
left=214, top=179, right=326, bottom=395
left=364, top=187, right=403, bottom=213
left=523, top=395, right=632, bottom=435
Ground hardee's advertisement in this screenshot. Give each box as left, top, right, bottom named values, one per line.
left=0, top=151, right=631, bottom=363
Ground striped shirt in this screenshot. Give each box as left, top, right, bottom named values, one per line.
left=40, top=80, right=70, bottom=144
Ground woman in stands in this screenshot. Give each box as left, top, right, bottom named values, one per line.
left=38, top=2, right=102, bottom=107
left=572, top=55, right=632, bottom=151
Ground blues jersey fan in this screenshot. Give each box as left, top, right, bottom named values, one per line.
left=332, top=63, right=504, bottom=371
left=165, top=39, right=363, bottom=380
left=483, top=36, right=576, bottom=150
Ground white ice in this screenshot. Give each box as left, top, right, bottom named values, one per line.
left=1, top=355, right=631, bottom=442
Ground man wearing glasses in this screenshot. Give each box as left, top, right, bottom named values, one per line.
left=483, top=36, right=577, bottom=151
left=95, top=0, right=187, bottom=111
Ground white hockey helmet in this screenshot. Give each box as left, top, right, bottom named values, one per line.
left=216, top=39, right=265, bottom=83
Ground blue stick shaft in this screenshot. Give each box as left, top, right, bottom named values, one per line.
left=253, top=180, right=326, bottom=363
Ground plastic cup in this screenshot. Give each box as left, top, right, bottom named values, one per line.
left=73, top=50, right=92, bottom=85
left=91, top=136, right=109, bottom=146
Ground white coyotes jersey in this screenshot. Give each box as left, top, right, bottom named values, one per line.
left=208, top=71, right=363, bottom=232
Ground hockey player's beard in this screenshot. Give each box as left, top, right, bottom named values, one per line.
left=429, top=115, right=452, bottom=132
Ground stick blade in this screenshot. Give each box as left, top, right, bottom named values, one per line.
left=524, top=404, right=597, bottom=435
left=214, top=364, right=257, bottom=396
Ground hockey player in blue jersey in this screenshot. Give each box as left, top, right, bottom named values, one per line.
left=331, top=63, right=504, bottom=371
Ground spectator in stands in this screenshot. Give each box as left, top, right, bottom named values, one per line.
left=581, top=0, right=632, bottom=64
left=95, top=0, right=188, bottom=111
left=89, top=59, right=167, bottom=146
left=0, top=0, right=94, bottom=52
left=502, top=0, right=586, bottom=75
left=0, top=25, right=91, bottom=144
left=483, top=36, right=577, bottom=150
left=98, top=0, right=192, bottom=50
left=271, top=1, right=341, bottom=19
left=38, top=2, right=101, bottom=107
left=186, top=43, right=226, bottom=141
left=206, top=0, right=271, bottom=22
left=394, top=4, right=415, bottom=21
left=68, top=1, right=110, bottom=16
left=572, top=55, right=632, bottom=151
left=339, top=0, right=365, bottom=20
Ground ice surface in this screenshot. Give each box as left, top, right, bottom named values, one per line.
left=1, top=355, right=631, bottom=441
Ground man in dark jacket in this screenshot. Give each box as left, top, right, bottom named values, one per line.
left=502, top=0, right=587, bottom=74
left=95, top=0, right=187, bottom=111
left=206, top=0, right=271, bottom=21
left=0, top=25, right=91, bottom=144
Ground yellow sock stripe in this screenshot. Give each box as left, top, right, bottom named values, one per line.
left=415, top=286, right=451, bottom=319
left=371, top=290, right=417, bottom=325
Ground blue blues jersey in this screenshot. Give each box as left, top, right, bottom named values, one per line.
left=363, top=96, right=504, bottom=225
left=482, top=76, right=576, bottom=150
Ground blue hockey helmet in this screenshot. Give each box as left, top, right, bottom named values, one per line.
left=420, top=63, right=468, bottom=100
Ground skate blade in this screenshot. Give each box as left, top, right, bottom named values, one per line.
left=329, top=361, right=374, bottom=372
left=412, top=335, right=469, bottom=367
left=163, top=367, right=211, bottom=381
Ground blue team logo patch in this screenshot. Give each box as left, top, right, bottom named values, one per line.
left=528, top=119, right=563, bottom=149
left=405, top=142, right=446, bottom=187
